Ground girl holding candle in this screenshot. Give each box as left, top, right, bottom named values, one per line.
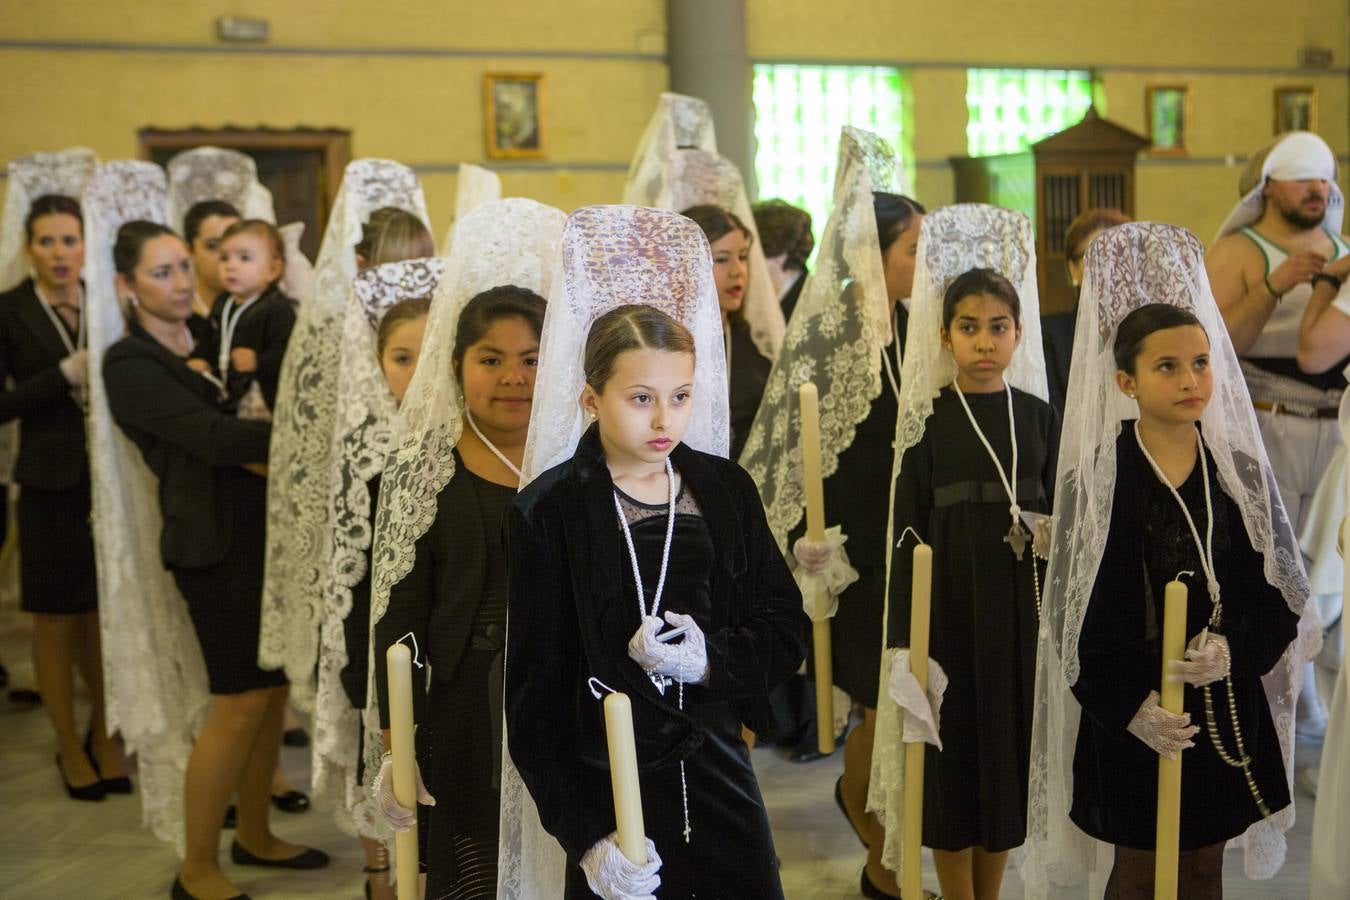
left=1022, top=223, right=1308, bottom=899
left=876, top=204, right=1054, bottom=900
left=502, top=206, right=807, bottom=899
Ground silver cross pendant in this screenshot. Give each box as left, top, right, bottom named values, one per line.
left=1004, top=522, right=1029, bottom=561
left=647, top=670, right=672, bottom=696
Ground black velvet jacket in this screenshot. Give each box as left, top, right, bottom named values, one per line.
left=504, top=426, right=807, bottom=859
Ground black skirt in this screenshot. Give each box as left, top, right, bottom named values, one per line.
left=172, top=471, right=287, bottom=695
left=19, top=473, right=97, bottom=615
left=828, top=564, right=886, bottom=708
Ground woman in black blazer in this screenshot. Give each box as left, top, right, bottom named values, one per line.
left=101, top=221, right=327, bottom=900
left=0, top=194, right=126, bottom=800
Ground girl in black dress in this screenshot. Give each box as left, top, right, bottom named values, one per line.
left=506, top=301, right=808, bottom=899
left=372, top=286, right=546, bottom=900
left=0, top=194, right=128, bottom=799
left=101, top=222, right=328, bottom=900
left=887, top=266, right=1056, bottom=900
left=1071, top=304, right=1297, bottom=898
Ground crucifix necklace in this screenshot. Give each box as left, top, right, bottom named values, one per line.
left=952, top=381, right=1029, bottom=561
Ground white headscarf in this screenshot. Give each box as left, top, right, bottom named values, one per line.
left=1215, top=131, right=1343, bottom=240
left=258, top=159, right=429, bottom=699
left=0, top=146, right=98, bottom=292
left=868, top=203, right=1046, bottom=874
left=498, top=205, right=728, bottom=899
left=1019, top=222, right=1316, bottom=895
left=307, top=255, right=445, bottom=839
left=737, top=126, right=901, bottom=549
left=84, top=161, right=211, bottom=854
left=623, top=93, right=786, bottom=360
left=166, top=146, right=315, bottom=303
left=442, top=163, right=505, bottom=255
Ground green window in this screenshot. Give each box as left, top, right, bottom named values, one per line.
left=966, top=68, right=1095, bottom=157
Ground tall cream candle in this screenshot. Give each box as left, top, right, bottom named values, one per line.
left=386, top=643, right=420, bottom=900
left=1154, top=580, right=1188, bottom=900
left=603, top=692, right=647, bottom=864
left=902, top=542, right=933, bottom=900
left=798, top=382, right=835, bottom=755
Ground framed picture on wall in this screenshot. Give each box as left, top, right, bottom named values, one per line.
left=484, top=73, right=546, bottom=159
left=1274, top=86, right=1317, bottom=133
left=1145, top=85, right=1189, bottom=155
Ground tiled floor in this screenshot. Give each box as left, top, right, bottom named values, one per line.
left=0, top=617, right=1321, bottom=899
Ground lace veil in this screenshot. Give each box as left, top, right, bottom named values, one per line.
left=737, top=126, right=900, bottom=549
left=0, top=147, right=99, bottom=481
left=1019, top=222, right=1315, bottom=895
left=304, top=256, right=445, bottom=838
left=499, top=205, right=728, bottom=898
left=622, top=95, right=784, bottom=360
left=867, top=202, right=1046, bottom=874
left=258, top=159, right=429, bottom=700
left=84, top=161, right=211, bottom=853
left=442, top=163, right=504, bottom=254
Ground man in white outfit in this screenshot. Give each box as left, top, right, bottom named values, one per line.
left=1207, top=131, right=1347, bottom=787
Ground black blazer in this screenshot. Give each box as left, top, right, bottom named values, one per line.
left=102, top=322, right=271, bottom=570
left=505, top=426, right=808, bottom=858
left=0, top=279, right=86, bottom=489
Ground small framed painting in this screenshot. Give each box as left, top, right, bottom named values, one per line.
left=1145, top=85, right=1189, bottom=156
left=1274, top=86, right=1317, bottom=133
left=485, top=73, right=546, bottom=159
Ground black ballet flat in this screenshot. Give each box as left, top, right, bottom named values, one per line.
left=230, top=840, right=330, bottom=870
left=56, top=753, right=105, bottom=802
left=282, top=726, right=310, bottom=747
left=860, top=868, right=941, bottom=900
left=836, top=776, right=868, bottom=848
left=270, top=789, right=310, bottom=813
left=84, top=730, right=133, bottom=794
left=170, top=875, right=250, bottom=900
left=8, top=687, right=40, bottom=705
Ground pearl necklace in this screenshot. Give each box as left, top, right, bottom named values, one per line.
left=1132, top=422, right=1269, bottom=816
left=465, top=411, right=523, bottom=483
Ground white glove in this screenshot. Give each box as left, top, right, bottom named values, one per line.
left=627, top=611, right=709, bottom=685
left=580, top=833, right=662, bottom=900
left=1126, top=690, right=1198, bottom=759
left=236, top=382, right=272, bottom=421
left=59, top=349, right=89, bottom=387
left=370, top=752, right=435, bottom=832
left=1169, top=632, right=1230, bottom=687
left=1032, top=515, right=1053, bottom=560
left=886, top=649, right=948, bottom=749
left=792, top=535, right=834, bottom=574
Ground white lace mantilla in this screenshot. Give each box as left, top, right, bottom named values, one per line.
left=165, top=146, right=276, bottom=230
left=737, top=127, right=900, bottom=550
left=1020, top=222, right=1317, bottom=895
left=442, top=163, right=504, bottom=255
left=258, top=159, right=429, bottom=708
left=869, top=202, right=1047, bottom=876
left=84, top=161, right=211, bottom=855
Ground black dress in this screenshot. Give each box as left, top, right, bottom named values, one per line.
left=0, top=279, right=97, bottom=615
left=1070, top=429, right=1297, bottom=850
left=103, top=323, right=284, bottom=696
left=728, top=318, right=771, bottom=460
left=506, top=427, right=807, bottom=898
left=374, top=457, right=514, bottom=900
left=888, top=386, right=1057, bottom=852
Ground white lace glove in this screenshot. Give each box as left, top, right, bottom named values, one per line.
left=370, top=752, right=435, bottom=832
left=59, top=349, right=89, bottom=387
left=580, top=833, right=662, bottom=900
left=886, top=649, right=949, bottom=749
left=1126, top=690, right=1198, bottom=759
left=1168, top=632, right=1230, bottom=687
left=627, top=612, right=709, bottom=685
left=792, top=526, right=859, bottom=621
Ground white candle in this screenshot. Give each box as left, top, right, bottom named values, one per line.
left=901, top=542, right=932, bottom=900
left=604, top=692, right=647, bottom=864
left=386, top=643, right=420, bottom=900
left=798, top=381, right=834, bottom=755
left=1154, top=580, right=1188, bottom=900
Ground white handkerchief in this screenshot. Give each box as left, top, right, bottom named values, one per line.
left=887, top=649, right=948, bottom=750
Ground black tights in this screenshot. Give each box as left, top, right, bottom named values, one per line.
left=1104, top=842, right=1225, bottom=899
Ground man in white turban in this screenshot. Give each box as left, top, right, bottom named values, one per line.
left=1207, top=130, right=1348, bottom=774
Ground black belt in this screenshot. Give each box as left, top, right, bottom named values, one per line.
left=933, top=476, right=1044, bottom=509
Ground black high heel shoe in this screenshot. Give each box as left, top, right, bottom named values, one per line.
left=55, top=753, right=105, bottom=802
left=270, top=789, right=310, bottom=813
left=84, top=730, right=133, bottom=794
left=170, top=875, right=249, bottom=900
